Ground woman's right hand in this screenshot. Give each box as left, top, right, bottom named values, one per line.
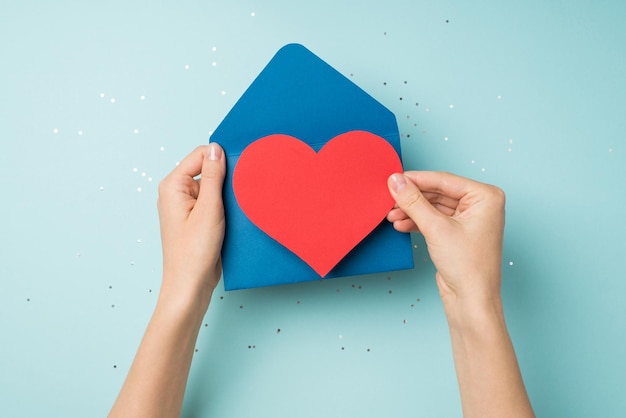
left=387, top=172, right=534, bottom=418
left=387, top=171, right=507, bottom=320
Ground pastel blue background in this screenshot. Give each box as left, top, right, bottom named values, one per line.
left=1, top=1, right=624, bottom=417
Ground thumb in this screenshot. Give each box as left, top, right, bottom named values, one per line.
left=387, top=173, right=444, bottom=234
left=195, top=142, right=226, bottom=216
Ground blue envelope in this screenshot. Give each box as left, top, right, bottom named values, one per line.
left=211, top=44, right=414, bottom=291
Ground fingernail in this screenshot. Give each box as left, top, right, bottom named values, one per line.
left=389, top=173, right=407, bottom=193
left=208, top=142, right=222, bottom=161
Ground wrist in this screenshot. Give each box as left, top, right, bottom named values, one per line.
left=443, top=290, right=534, bottom=418
left=443, top=294, right=506, bottom=336
left=156, top=276, right=215, bottom=321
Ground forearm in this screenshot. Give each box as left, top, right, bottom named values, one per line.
left=108, top=288, right=211, bottom=418
left=444, top=297, right=534, bottom=418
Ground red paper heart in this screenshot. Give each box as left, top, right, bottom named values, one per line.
left=233, top=130, right=402, bottom=277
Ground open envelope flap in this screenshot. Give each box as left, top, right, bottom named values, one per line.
left=211, top=44, right=414, bottom=290
left=216, top=44, right=401, bottom=155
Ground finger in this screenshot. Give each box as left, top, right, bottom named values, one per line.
left=170, top=145, right=207, bottom=180
left=391, top=197, right=458, bottom=218
left=432, top=203, right=457, bottom=217
left=388, top=173, right=447, bottom=234
left=194, top=142, right=226, bottom=218
left=387, top=203, right=420, bottom=232
left=157, top=147, right=202, bottom=213
left=392, top=218, right=420, bottom=233
left=421, top=191, right=460, bottom=212
left=402, top=171, right=483, bottom=201
left=387, top=207, right=410, bottom=222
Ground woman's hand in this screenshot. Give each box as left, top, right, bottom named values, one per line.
left=387, top=171, right=534, bottom=418
left=387, top=171, right=506, bottom=317
left=109, top=143, right=226, bottom=418
left=157, top=143, right=226, bottom=309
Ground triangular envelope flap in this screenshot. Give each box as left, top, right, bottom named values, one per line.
left=214, top=44, right=400, bottom=155
left=212, top=44, right=414, bottom=290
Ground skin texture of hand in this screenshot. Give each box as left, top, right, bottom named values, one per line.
left=388, top=171, right=534, bottom=418
left=109, top=143, right=226, bottom=418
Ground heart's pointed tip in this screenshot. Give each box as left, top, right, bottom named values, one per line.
left=312, top=264, right=334, bottom=278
